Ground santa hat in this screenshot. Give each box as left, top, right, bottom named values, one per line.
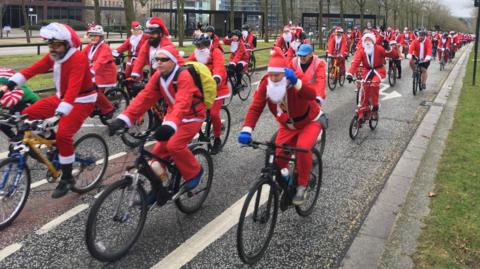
left=362, top=33, right=376, bottom=44
left=131, top=21, right=142, bottom=29
left=335, top=26, right=344, bottom=33
left=40, top=22, right=81, bottom=48
left=283, top=26, right=291, bottom=32
left=146, top=17, right=169, bottom=36
left=156, top=45, right=180, bottom=64
left=267, top=47, right=286, bottom=73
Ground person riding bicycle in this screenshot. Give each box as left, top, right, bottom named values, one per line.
left=286, top=31, right=309, bottom=63
left=241, top=24, right=255, bottom=50
left=408, top=30, right=432, bottom=90
left=0, top=23, right=97, bottom=199
left=327, top=26, right=348, bottom=76
left=349, top=26, right=362, bottom=50
left=83, top=24, right=116, bottom=119
left=109, top=45, right=206, bottom=205
left=0, top=68, right=40, bottom=139
left=238, top=47, right=322, bottom=205
left=437, top=32, right=451, bottom=64
left=388, top=40, right=403, bottom=79
left=187, top=34, right=230, bottom=154
left=275, top=26, right=293, bottom=55
left=112, top=21, right=149, bottom=79
left=131, top=17, right=183, bottom=79
left=205, top=25, right=223, bottom=51
left=345, top=33, right=398, bottom=119
left=223, top=30, right=249, bottom=89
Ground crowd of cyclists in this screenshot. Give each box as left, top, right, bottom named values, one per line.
left=0, top=16, right=475, bottom=261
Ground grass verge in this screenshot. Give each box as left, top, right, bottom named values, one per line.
left=412, top=50, right=480, bottom=268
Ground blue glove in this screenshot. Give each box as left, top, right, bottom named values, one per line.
left=238, top=131, right=252, bottom=145
left=284, top=68, right=298, bottom=86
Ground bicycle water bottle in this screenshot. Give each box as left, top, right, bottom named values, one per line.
left=149, top=160, right=169, bottom=187
left=280, top=168, right=291, bottom=185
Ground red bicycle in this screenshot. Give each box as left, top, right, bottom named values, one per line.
left=348, top=78, right=379, bottom=140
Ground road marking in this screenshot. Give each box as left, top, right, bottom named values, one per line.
left=94, top=191, right=103, bottom=199
left=81, top=124, right=107, bottom=128
left=36, top=203, right=89, bottom=235
left=31, top=179, right=48, bottom=189
left=0, top=243, right=22, bottom=262
left=380, top=83, right=402, bottom=101
left=151, top=185, right=271, bottom=269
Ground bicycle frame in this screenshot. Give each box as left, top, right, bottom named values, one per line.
left=356, top=80, right=376, bottom=121
left=22, top=131, right=61, bottom=178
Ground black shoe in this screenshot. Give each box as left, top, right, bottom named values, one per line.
left=210, top=137, right=222, bottom=155
left=51, top=178, right=74, bottom=199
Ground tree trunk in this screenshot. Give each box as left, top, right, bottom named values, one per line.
left=318, top=0, right=324, bottom=49
left=340, top=0, right=344, bottom=28
left=94, top=0, right=101, bottom=25
left=229, top=0, right=235, bottom=31
left=178, top=0, right=185, bottom=47
left=281, top=0, right=287, bottom=26
left=264, top=0, right=269, bottom=42
left=21, top=0, right=30, bottom=44
left=327, top=0, right=330, bottom=31
left=124, top=0, right=135, bottom=37
left=384, top=0, right=389, bottom=26
left=290, top=0, right=294, bottom=23
left=0, top=4, right=4, bottom=38
left=359, top=2, right=365, bottom=30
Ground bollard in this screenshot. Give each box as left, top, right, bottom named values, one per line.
left=37, top=45, right=40, bottom=55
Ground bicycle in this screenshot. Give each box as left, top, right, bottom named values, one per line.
left=412, top=57, right=424, bottom=96
left=236, top=140, right=322, bottom=265
left=85, top=130, right=213, bottom=262
left=354, top=65, right=365, bottom=105
left=193, top=105, right=231, bottom=155
left=327, top=56, right=346, bottom=91
left=348, top=79, right=379, bottom=140
left=387, top=58, right=398, bottom=87
left=438, top=48, right=446, bottom=71
left=223, top=64, right=252, bottom=107
left=247, top=49, right=256, bottom=77
left=0, top=113, right=108, bottom=230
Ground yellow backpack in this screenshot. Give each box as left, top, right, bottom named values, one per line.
left=172, top=61, right=217, bottom=109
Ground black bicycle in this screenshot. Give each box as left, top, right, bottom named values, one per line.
left=223, top=65, right=252, bottom=107
left=412, top=56, right=424, bottom=96
left=388, top=58, right=398, bottom=87
left=248, top=50, right=256, bottom=77
left=236, top=141, right=322, bottom=265
left=85, top=131, right=213, bottom=262
left=193, top=105, right=231, bottom=155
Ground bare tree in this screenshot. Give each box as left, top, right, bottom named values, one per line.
left=124, top=0, right=136, bottom=36
left=263, top=0, right=269, bottom=42
left=230, top=0, right=235, bottom=31
left=340, top=0, right=345, bottom=28
left=354, top=0, right=367, bottom=29
left=21, top=0, right=30, bottom=43
left=281, top=0, right=288, bottom=26
left=391, top=0, right=400, bottom=27
left=318, top=0, right=324, bottom=49
left=290, top=0, right=294, bottom=23
left=178, top=0, right=185, bottom=46
left=94, top=0, right=101, bottom=25
left=0, top=3, right=4, bottom=38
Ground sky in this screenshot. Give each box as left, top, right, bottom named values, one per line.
left=438, top=0, right=476, bottom=17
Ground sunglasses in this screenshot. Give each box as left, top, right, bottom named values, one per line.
left=155, top=57, right=171, bottom=63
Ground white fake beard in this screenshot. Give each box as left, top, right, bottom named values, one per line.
left=283, top=33, right=292, bottom=43
left=242, top=31, right=248, bottom=39
left=291, top=41, right=301, bottom=51
left=230, top=41, right=239, bottom=53
left=194, top=48, right=210, bottom=64
left=442, top=38, right=446, bottom=43
left=363, top=42, right=374, bottom=55
left=266, top=77, right=288, bottom=104
left=335, top=36, right=342, bottom=44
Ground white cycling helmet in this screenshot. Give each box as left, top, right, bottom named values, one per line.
left=87, top=25, right=105, bottom=36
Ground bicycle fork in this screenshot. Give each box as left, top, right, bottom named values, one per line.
left=0, top=155, right=26, bottom=199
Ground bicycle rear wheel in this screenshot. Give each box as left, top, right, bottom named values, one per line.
left=327, top=67, right=337, bottom=91
left=70, top=133, right=108, bottom=193
left=338, top=69, right=346, bottom=86
left=248, top=54, right=256, bottom=76
left=237, top=177, right=278, bottom=265
left=85, top=176, right=148, bottom=262
left=175, top=147, right=213, bottom=214
left=238, top=73, right=252, bottom=101
left=349, top=115, right=360, bottom=140
left=0, top=157, right=30, bottom=230
left=295, top=149, right=322, bottom=217
left=100, top=88, right=130, bottom=126
left=218, top=106, right=231, bottom=149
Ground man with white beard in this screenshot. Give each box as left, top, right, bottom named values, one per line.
left=187, top=34, right=230, bottom=154
left=275, top=26, right=294, bottom=55
left=327, top=26, right=348, bottom=75
left=346, top=33, right=398, bottom=119
left=223, top=30, right=249, bottom=88
left=238, top=47, right=322, bottom=205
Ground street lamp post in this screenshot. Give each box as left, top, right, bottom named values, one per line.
left=473, top=0, right=480, bottom=85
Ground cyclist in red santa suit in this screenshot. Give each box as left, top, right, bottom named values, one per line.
left=327, top=26, right=348, bottom=74
left=238, top=47, right=322, bottom=205
left=112, top=21, right=149, bottom=79
left=187, top=34, right=230, bottom=154
left=83, top=24, right=116, bottom=118
left=275, top=26, right=294, bottom=55
left=1, top=23, right=97, bottom=198
left=109, top=45, right=206, bottom=205
left=131, top=17, right=183, bottom=79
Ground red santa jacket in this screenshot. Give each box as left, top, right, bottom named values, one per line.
left=452, top=34, right=460, bottom=46
left=327, top=35, right=348, bottom=58
left=119, top=67, right=206, bottom=129
left=275, top=36, right=291, bottom=55
left=9, top=48, right=95, bottom=115
left=437, top=37, right=451, bottom=50
left=348, top=45, right=398, bottom=81
left=131, top=37, right=184, bottom=78
left=82, top=41, right=117, bottom=88
left=223, top=37, right=249, bottom=64
left=187, top=47, right=230, bottom=100
left=408, top=38, right=433, bottom=61
left=350, top=30, right=362, bottom=41
left=242, top=32, right=255, bottom=50
left=290, top=55, right=327, bottom=105
left=385, top=31, right=395, bottom=42
left=115, top=33, right=149, bottom=64
left=286, top=39, right=311, bottom=63
left=210, top=34, right=224, bottom=52
left=242, top=75, right=320, bottom=131
left=401, top=32, right=415, bottom=46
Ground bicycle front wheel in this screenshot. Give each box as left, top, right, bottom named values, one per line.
left=295, top=149, right=322, bottom=217
left=0, top=157, right=31, bottom=230
left=85, top=176, right=148, bottom=262
left=237, top=177, right=279, bottom=265
left=349, top=115, right=360, bottom=140
left=238, top=73, right=252, bottom=101
left=218, top=106, right=231, bottom=149
left=71, top=133, right=108, bottom=193
left=121, top=109, right=157, bottom=148
left=248, top=54, right=256, bottom=76
left=327, top=68, right=337, bottom=91
left=100, top=88, right=130, bottom=126
left=412, top=72, right=418, bottom=96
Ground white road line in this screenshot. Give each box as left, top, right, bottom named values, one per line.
left=151, top=185, right=271, bottom=269
left=252, top=81, right=260, bottom=86
left=36, top=203, right=89, bottom=235
left=0, top=243, right=22, bottom=262
left=31, top=179, right=48, bottom=189
left=81, top=124, right=107, bottom=128
left=94, top=191, right=103, bottom=199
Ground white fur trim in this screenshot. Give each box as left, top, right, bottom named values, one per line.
left=267, top=67, right=285, bottom=73
left=316, top=97, right=325, bottom=105
left=131, top=72, right=140, bottom=78
left=59, top=154, right=75, bottom=164
left=362, top=33, right=376, bottom=44
left=346, top=72, right=354, bottom=77
left=56, top=101, right=73, bottom=115
left=9, top=73, right=26, bottom=86
left=162, top=120, right=177, bottom=131
left=117, top=114, right=132, bottom=127
left=294, top=79, right=302, bottom=90
left=74, top=93, right=97, bottom=103
left=241, top=126, right=253, bottom=133
left=407, top=54, right=412, bottom=60
left=96, top=83, right=117, bottom=88
left=215, top=94, right=231, bottom=100
left=156, top=49, right=178, bottom=64
left=182, top=118, right=204, bottom=123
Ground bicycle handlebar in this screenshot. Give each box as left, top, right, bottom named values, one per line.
left=244, top=140, right=309, bottom=153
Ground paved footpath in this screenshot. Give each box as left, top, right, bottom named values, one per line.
left=0, top=46, right=470, bottom=268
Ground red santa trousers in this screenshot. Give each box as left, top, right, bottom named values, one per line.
left=438, top=50, right=449, bottom=64
left=274, top=120, right=322, bottom=187
left=361, top=76, right=381, bottom=109
left=210, top=99, right=224, bottom=138
left=150, top=121, right=203, bottom=180
left=95, top=88, right=114, bottom=115
left=22, top=96, right=95, bottom=164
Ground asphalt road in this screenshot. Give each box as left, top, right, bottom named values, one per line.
left=0, top=47, right=468, bottom=269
